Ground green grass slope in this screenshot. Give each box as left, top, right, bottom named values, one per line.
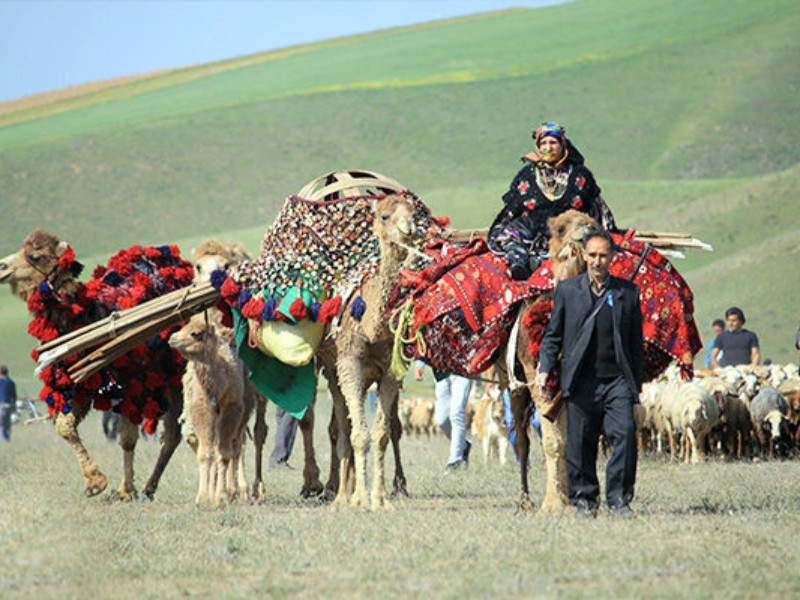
left=1, top=0, right=799, bottom=386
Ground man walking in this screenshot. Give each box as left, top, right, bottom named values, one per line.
left=0, top=365, right=18, bottom=442
left=535, top=228, right=644, bottom=517
left=710, top=307, right=760, bottom=368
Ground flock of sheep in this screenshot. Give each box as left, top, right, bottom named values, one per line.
left=397, top=362, right=800, bottom=469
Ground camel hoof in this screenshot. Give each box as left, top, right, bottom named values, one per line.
left=537, top=494, right=574, bottom=517
left=370, top=498, right=394, bottom=512
left=85, top=474, right=109, bottom=497
left=251, top=482, right=266, bottom=501
left=117, top=488, right=138, bottom=502
left=300, top=485, right=324, bottom=499
left=390, top=478, right=410, bottom=498
left=514, top=494, right=536, bottom=515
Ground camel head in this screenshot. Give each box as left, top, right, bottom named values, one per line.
left=547, top=210, right=599, bottom=281
left=375, top=194, right=418, bottom=245
left=192, top=239, right=251, bottom=283
left=168, top=313, right=218, bottom=360
left=0, top=230, right=74, bottom=302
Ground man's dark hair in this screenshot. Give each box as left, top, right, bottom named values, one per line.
left=581, top=227, right=614, bottom=250
left=0, top=365, right=8, bottom=376
left=725, top=306, right=746, bottom=324
left=712, top=319, right=725, bottom=328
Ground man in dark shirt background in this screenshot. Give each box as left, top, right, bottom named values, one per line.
left=710, top=307, right=760, bottom=368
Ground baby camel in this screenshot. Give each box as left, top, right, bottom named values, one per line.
left=169, top=314, right=252, bottom=507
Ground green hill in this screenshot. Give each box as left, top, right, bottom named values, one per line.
left=1, top=0, right=799, bottom=392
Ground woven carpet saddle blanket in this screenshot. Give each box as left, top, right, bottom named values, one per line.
left=392, top=232, right=702, bottom=381
left=29, top=245, right=193, bottom=434
left=226, top=191, right=443, bottom=321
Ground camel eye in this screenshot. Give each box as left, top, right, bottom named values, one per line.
left=223, top=263, right=230, bottom=271
left=195, top=264, right=202, bottom=273
left=191, top=331, right=204, bottom=340
left=28, top=253, right=42, bottom=264
left=380, top=213, right=391, bottom=222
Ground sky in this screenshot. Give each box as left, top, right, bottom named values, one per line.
left=0, top=0, right=560, bottom=104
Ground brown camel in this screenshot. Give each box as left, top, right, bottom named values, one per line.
left=317, top=193, right=418, bottom=510
left=500, top=210, right=597, bottom=516
left=0, top=230, right=186, bottom=500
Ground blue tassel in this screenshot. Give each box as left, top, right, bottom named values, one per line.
left=156, top=245, right=172, bottom=258
left=350, top=296, right=366, bottom=320
left=38, top=280, right=54, bottom=298
left=309, top=301, right=321, bottom=322
left=45, top=393, right=55, bottom=407
left=261, top=297, right=277, bottom=321
left=237, top=288, right=252, bottom=308
left=209, top=270, right=228, bottom=290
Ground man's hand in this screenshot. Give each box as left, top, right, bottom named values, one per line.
left=413, top=364, right=425, bottom=382
left=533, top=369, right=548, bottom=389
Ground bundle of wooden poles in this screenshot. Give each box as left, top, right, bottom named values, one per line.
left=35, top=229, right=711, bottom=382
left=36, top=281, right=220, bottom=383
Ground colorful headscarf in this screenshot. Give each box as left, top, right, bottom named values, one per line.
left=532, top=121, right=566, bottom=144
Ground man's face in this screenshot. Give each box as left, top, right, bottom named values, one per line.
left=726, top=314, right=743, bottom=331
left=583, top=236, right=614, bottom=283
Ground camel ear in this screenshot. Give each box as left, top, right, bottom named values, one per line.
left=56, top=240, right=69, bottom=257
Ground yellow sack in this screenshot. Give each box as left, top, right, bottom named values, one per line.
left=251, top=318, right=325, bottom=367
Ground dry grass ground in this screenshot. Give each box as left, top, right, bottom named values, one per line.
left=1, top=395, right=799, bottom=599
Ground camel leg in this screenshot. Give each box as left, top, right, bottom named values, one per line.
left=536, top=404, right=573, bottom=516
left=388, top=390, right=409, bottom=498
left=510, top=386, right=535, bottom=513
left=325, top=401, right=340, bottom=500
left=298, top=395, right=324, bottom=499
left=143, top=389, right=183, bottom=500
left=328, top=374, right=355, bottom=508
left=54, top=404, right=108, bottom=496
left=338, top=357, right=369, bottom=510
left=370, top=379, right=398, bottom=511
left=234, top=430, right=248, bottom=501
left=216, top=403, right=245, bottom=504
left=251, top=395, right=268, bottom=501
left=117, top=416, right=139, bottom=501
left=195, top=435, right=215, bottom=506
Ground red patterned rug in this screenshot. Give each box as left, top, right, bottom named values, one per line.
left=391, top=231, right=701, bottom=381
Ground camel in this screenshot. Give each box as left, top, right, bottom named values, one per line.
left=169, top=314, right=252, bottom=507
left=501, top=209, right=597, bottom=516
left=188, top=240, right=271, bottom=500
left=0, top=230, right=188, bottom=500
left=317, top=193, right=419, bottom=510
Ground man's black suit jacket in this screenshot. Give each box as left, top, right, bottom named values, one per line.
left=538, top=273, right=644, bottom=400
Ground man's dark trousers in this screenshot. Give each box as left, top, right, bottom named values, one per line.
left=567, top=373, right=637, bottom=510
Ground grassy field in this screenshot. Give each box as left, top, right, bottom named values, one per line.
left=1, top=394, right=800, bottom=598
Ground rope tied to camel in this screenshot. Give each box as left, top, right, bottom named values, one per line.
left=388, top=297, right=426, bottom=380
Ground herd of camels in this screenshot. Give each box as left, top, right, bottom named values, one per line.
left=0, top=170, right=701, bottom=514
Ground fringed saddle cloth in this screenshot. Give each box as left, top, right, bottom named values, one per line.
left=390, top=231, right=702, bottom=382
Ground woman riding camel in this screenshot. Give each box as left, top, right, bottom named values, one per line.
left=489, top=121, right=618, bottom=280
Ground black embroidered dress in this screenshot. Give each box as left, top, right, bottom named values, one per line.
left=488, top=143, right=617, bottom=274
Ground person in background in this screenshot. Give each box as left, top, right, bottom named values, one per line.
left=488, top=121, right=618, bottom=280
left=269, top=407, right=298, bottom=469
left=414, top=361, right=472, bottom=474
left=0, top=365, right=18, bottom=442
left=710, top=307, right=760, bottom=368
left=704, top=318, right=725, bottom=368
